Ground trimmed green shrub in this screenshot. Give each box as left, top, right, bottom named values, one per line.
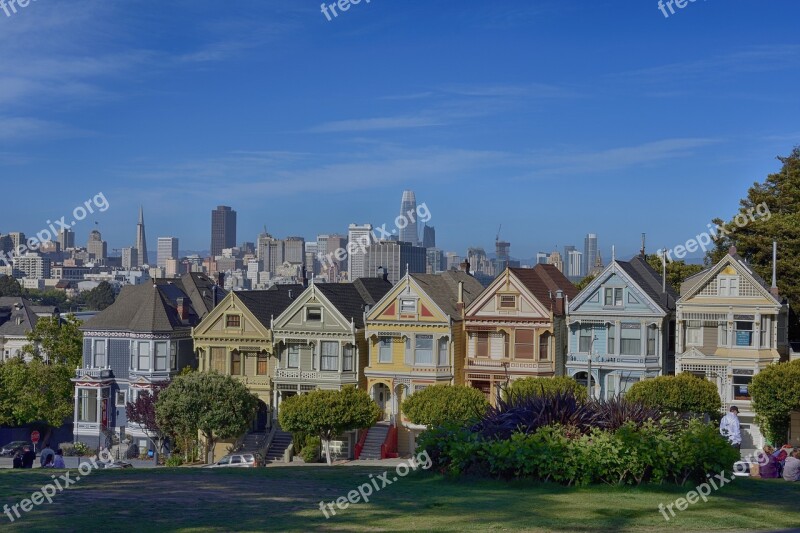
left=626, top=372, right=721, bottom=417
left=59, top=441, right=91, bottom=456
left=505, top=376, right=587, bottom=401
left=402, top=385, right=489, bottom=427
left=300, top=436, right=321, bottom=463
left=165, top=455, right=184, bottom=467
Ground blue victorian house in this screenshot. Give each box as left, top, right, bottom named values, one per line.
left=565, top=254, right=676, bottom=398
left=72, top=273, right=221, bottom=452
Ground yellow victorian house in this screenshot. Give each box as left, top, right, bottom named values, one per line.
left=191, top=284, right=303, bottom=459
left=363, top=269, right=484, bottom=455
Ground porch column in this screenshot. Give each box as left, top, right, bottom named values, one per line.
left=339, top=341, right=344, bottom=373
left=95, top=388, right=102, bottom=425
left=676, top=320, right=683, bottom=354
left=73, top=387, right=80, bottom=440
left=754, top=313, right=762, bottom=348
left=640, top=321, right=646, bottom=357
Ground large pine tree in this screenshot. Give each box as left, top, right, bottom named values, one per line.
left=706, top=147, right=800, bottom=335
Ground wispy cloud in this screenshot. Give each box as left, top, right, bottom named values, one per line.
left=308, top=115, right=445, bottom=133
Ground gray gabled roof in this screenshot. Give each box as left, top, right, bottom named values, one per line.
left=235, top=285, right=305, bottom=328
left=410, top=271, right=484, bottom=317
left=617, top=255, right=678, bottom=312
left=81, top=273, right=216, bottom=334
left=0, top=297, right=41, bottom=337
left=314, top=278, right=394, bottom=329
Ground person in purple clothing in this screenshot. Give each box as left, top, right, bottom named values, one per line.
left=759, top=445, right=785, bottom=478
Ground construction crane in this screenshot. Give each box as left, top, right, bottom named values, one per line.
left=496, top=224, right=502, bottom=244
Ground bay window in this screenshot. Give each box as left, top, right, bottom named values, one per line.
left=620, top=323, right=641, bottom=355
left=343, top=345, right=354, bottom=372
left=378, top=337, right=392, bottom=363
left=515, top=329, right=534, bottom=359
left=415, top=335, right=433, bottom=365
left=155, top=342, right=168, bottom=371
left=321, top=342, right=339, bottom=371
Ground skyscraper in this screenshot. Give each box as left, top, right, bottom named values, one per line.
left=58, top=229, right=75, bottom=250
left=365, top=240, right=426, bottom=284
left=121, top=247, right=138, bottom=270
left=399, top=190, right=419, bottom=246
left=135, top=207, right=148, bottom=266
left=211, top=206, right=237, bottom=257
left=567, top=249, right=583, bottom=278
left=583, top=233, right=598, bottom=277
left=348, top=223, right=373, bottom=280
left=284, top=237, right=305, bottom=264
left=87, top=230, right=107, bottom=260
left=422, top=224, right=436, bottom=249
left=157, top=237, right=179, bottom=268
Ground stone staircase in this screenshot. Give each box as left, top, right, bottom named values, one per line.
left=264, top=429, right=293, bottom=463
left=239, top=431, right=266, bottom=454
left=359, top=422, right=390, bottom=460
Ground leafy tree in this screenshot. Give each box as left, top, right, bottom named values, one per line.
left=704, top=146, right=800, bottom=335
left=575, top=274, right=596, bottom=291
left=155, top=372, right=258, bottom=463
left=0, top=357, right=73, bottom=428
left=402, top=385, right=489, bottom=427
left=20, top=314, right=83, bottom=368
left=83, top=281, right=116, bottom=311
left=644, top=254, right=704, bottom=294
left=750, top=359, right=800, bottom=444
left=126, top=384, right=167, bottom=454
left=0, top=275, right=23, bottom=297
left=626, top=373, right=721, bottom=417
left=505, top=376, right=587, bottom=401
left=278, top=386, right=380, bottom=465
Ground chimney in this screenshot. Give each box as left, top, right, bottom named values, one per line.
left=176, top=297, right=188, bottom=320
left=456, top=281, right=465, bottom=317
left=460, top=259, right=470, bottom=274
left=771, top=241, right=780, bottom=298
left=555, top=290, right=564, bottom=316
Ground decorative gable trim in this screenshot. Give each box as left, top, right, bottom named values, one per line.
left=569, top=261, right=663, bottom=315
left=678, top=254, right=780, bottom=304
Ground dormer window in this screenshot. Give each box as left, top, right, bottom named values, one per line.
left=225, top=315, right=241, bottom=328
left=400, top=299, right=416, bottom=314
left=499, top=295, right=516, bottom=309
left=604, top=288, right=623, bottom=307
left=306, top=307, right=322, bottom=321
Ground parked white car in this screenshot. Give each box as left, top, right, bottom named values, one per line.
left=204, top=453, right=262, bottom=468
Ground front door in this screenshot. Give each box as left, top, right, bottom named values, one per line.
left=374, top=384, right=391, bottom=420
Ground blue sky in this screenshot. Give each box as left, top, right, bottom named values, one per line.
left=1, top=0, right=798, bottom=261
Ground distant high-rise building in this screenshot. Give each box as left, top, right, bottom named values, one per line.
left=305, top=242, right=318, bottom=278
left=8, top=232, right=25, bottom=252
left=257, top=233, right=284, bottom=274
left=446, top=252, right=462, bottom=271
left=157, top=237, right=179, bottom=268
left=536, top=252, right=548, bottom=264
left=240, top=241, right=255, bottom=256
left=58, top=229, right=75, bottom=250
left=284, top=237, right=305, bottom=264
left=135, top=207, right=148, bottom=266
left=324, top=234, right=348, bottom=281
left=211, top=206, right=237, bottom=257
left=122, top=247, right=138, bottom=270
left=563, top=245, right=577, bottom=277
left=365, top=240, right=427, bottom=284
left=567, top=249, right=583, bottom=278
left=348, top=224, right=373, bottom=280
left=583, top=233, right=598, bottom=278
left=422, top=224, right=436, bottom=249
left=399, top=190, right=419, bottom=246
left=426, top=248, right=446, bottom=274
left=87, top=230, right=107, bottom=260
left=547, top=250, right=564, bottom=273
left=13, top=253, right=50, bottom=279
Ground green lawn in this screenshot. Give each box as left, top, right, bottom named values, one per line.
left=0, top=466, right=798, bottom=532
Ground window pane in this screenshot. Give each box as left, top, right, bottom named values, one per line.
left=620, top=324, right=641, bottom=355
left=378, top=338, right=392, bottom=363
left=288, top=345, right=299, bottom=368
left=615, top=288, right=623, bottom=306
left=211, top=347, right=226, bottom=373
left=514, top=329, right=534, bottom=359
left=579, top=327, right=592, bottom=353
left=321, top=342, right=338, bottom=371
left=231, top=352, right=241, bottom=375
left=647, top=327, right=657, bottom=356
left=607, top=325, right=616, bottom=355
left=155, top=342, right=168, bottom=371
left=438, top=339, right=448, bottom=366
left=306, top=308, right=321, bottom=321
left=499, top=295, right=516, bottom=309
left=604, top=288, right=612, bottom=306
left=735, top=321, right=753, bottom=347
left=400, top=299, right=416, bottom=313
left=343, top=346, right=353, bottom=371
left=257, top=355, right=269, bottom=375
left=733, top=375, right=752, bottom=400
left=415, top=335, right=433, bottom=365
left=476, top=332, right=489, bottom=357
left=138, top=342, right=150, bottom=370
left=538, top=334, right=549, bottom=361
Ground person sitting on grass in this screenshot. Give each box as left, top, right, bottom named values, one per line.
left=783, top=449, right=800, bottom=482
left=760, top=445, right=788, bottom=478
left=52, top=449, right=65, bottom=469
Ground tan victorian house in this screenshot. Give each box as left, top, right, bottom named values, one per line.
left=192, top=285, right=302, bottom=453
left=464, top=265, right=578, bottom=404
left=676, top=248, right=789, bottom=454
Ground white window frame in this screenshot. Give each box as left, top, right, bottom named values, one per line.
left=719, top=276, right=739, bottom=297
left=287, top=344, right=300, bottom=368
left=93, top=339, right=106, bottom=368
left=414, top=335, right=434, bottom=365
left=155, top=342, right=168, bottom=372
left=321, top=341, right=339, bottom=372
left=399, top=299, right=416, bottom=314
left=686, top=321, right=703, bottom=346
left=378, top=337, right=392, bottom=363
left=137, top=341, right=150, bottom=371
left=116, top=390, right=126, bottom=407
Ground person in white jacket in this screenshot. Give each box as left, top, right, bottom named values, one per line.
left=720, top=406, right=742, bottom=450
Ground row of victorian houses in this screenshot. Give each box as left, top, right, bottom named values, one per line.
left=71, top=247, right=797, bottom=459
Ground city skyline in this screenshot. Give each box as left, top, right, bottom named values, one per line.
left=1, top=2, right=797, bottom=258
